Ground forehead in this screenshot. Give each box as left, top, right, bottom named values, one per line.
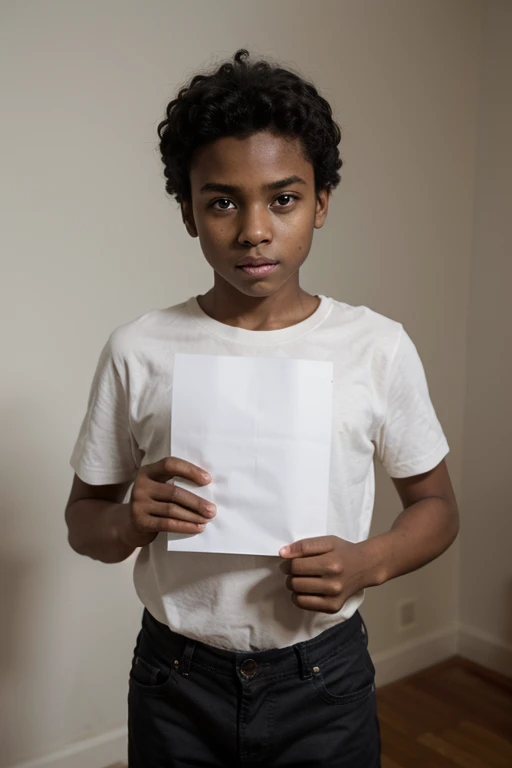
left=190, top=131, right=313, bottom=186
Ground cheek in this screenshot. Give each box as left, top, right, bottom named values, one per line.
left=196, top=221, right=227, bottom=251
left=289, top=220, right=315, bottom=252
left=287, top=208, right=316, bottom=237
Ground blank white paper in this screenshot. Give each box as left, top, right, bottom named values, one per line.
left=167, top=353, right=333, bottom=556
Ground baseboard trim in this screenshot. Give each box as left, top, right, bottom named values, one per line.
left=371, top=620, right=512, bottom=687
left=6, top=727, right=127, bottom=768
left=7, top=622, right=511, bottom=768
left=457, top=621, right=512, bottom=678
left=371, top=622, right=459, bottom=687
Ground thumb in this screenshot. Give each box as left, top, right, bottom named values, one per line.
left=279, top=536, right=335, bottom=558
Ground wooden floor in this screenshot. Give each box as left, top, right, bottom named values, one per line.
left=104, top=656, right=512, bottom=767
left=377, top=656, right=512, bottom=767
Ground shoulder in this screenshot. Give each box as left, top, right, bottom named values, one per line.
left=325, top=296, right=403, bottom=359
left=105, top=299, right=190, bottom=361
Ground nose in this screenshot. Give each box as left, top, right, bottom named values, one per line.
left=237, top=204, right=273, bottom=247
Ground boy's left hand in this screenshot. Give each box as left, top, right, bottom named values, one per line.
left=279, top=536, right=373, bottom=614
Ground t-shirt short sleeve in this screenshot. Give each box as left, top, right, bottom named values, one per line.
left=372, top=325, right=450, bottom=478
left=69, top=332, right=142, bottom=485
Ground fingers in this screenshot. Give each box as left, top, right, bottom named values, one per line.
left=148, top=478, right=216, bottom=521
left=136, top=511, right=207, bottom=536
left=285, top=576, right=344, bottom=614
left=148, top=499, right=214, bottom=526
left=290, top=593, right=341, bottom=614
left=285, top=575, right=342, bottom=597
left=130, top=457, right=216, bottom=538
left=144, top=456, right=212, bottom=486
left=279, top=554, right=330, bottom=577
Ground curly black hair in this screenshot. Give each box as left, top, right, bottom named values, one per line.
left=157, top=49, right=342, bottom=205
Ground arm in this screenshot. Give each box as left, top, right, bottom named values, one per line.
left=279, top=459, right=459, bottom=613
left=65, top=475, right=139, bottom=564
left=366, top=458, right=459, bottom=586
left=65, top=459, right=215, bottom=564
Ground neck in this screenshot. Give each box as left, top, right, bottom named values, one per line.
left=197, top=274, right=319, bottom=331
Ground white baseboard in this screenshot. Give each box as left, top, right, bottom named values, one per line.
left=457, top=621, right=512, bottom=678
left=371, top=621, right=512, bottom=687
left=7, top=623, right=511, bottom=768
left=371, top=622, right=459, bottom=687
left=6, top=727, right=127, bottom=768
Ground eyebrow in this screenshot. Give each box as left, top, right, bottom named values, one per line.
left=199, top=175, right=307, bottom=195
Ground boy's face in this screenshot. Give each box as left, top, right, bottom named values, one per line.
left=181, top=130, right=330, bottom=299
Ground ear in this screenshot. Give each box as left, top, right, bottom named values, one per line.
left=181, top=200, right=198, bottom=238
left=314, top=189, right=330, bottom=229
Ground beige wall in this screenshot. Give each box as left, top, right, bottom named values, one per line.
left=459, top=0, right=512, bottom=669
left=1, top=0, right=504, bottom=766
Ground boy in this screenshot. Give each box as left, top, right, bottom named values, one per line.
left=65, top=49, right=459, bottom=767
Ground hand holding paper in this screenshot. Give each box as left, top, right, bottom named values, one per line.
left=124, top=456, right=216, bottom=547
left=279, top=535, right=373, bottom=614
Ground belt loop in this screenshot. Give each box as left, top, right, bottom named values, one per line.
left=294, top=641, right=312, bottom=680
left=180, top=638, right=196, bottom=677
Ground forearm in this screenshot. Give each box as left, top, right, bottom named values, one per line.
left=363, top=496, right=459, bottom=587
left=66, top=500, right=138, bottom=564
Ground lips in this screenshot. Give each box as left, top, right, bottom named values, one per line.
left=237, top=259, right=278, bottom=267
left=237, top=263, right=278, bottom=277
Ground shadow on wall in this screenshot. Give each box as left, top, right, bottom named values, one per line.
left=0, top=553, right=34, bottom=681
left=0, top=548, right=36, bottom=763
left=502, top=579, right=512, bottom=673
left=0, top=396, right=84, bottom=765
left=0, top=397, right=52, bottom=764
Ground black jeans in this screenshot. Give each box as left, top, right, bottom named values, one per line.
left=128, top=607, right=381, bottom=767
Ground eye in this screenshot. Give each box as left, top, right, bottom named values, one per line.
left=273, top=194, right=299, bottom=208
left=209, top=194, right=299, bottom=212
left=210, top=198, right=235, bottom=211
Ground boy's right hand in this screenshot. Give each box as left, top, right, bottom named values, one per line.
left=124, top=457, right=215, bottom=548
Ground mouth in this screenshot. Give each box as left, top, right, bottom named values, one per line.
left=236, top=262, right=279, bottom=277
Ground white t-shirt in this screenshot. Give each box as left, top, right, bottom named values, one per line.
left=70, top=294, right=449, bottom=651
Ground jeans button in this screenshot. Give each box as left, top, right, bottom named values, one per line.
left=240, top=659, right=258, bottom=679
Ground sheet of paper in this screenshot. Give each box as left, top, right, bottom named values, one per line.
left=167, top=353, right=333, bottom=556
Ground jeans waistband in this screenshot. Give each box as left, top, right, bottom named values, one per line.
left=140, top=608, right=366, bottom=682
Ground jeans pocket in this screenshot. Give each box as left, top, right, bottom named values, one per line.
left=311, top=626, right=375, bottom=706
left=129, top=636, right=174, bottom=694
left=131, top=654, right=171, bottom=686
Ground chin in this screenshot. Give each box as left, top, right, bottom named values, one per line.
left=216, top=273, right=278, bottom=297
left=235, top=282, right=281, bottom=298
